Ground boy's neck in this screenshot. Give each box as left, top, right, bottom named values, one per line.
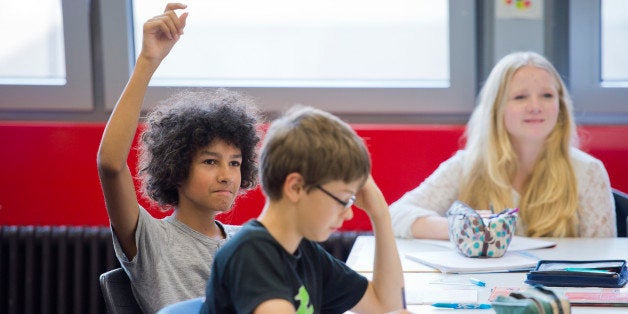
left=173, top=209, right=224, bottom=239
left=258, top=201, right=303, bottom=254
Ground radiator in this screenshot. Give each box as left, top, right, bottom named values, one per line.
left=0, top=225, right=367, bottom=313
left=0, top=226, right=120, bottom=314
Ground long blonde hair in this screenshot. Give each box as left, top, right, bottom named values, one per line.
left=459, top=52, right=579, bottom=237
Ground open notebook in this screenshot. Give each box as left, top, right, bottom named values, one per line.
left=417, top=236, right=556, bottom=252
left=405, top=251, right=539, bottom=274
left=346, top=236, right=554, bottom=273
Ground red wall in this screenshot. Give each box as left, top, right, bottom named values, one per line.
left=1, top=122, right=627, bottom=231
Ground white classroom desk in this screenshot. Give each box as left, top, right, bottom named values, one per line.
left=346, top=236, right=628, bottom=313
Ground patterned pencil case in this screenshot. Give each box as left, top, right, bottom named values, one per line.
left=525, top=260, right=628, bottom=288
left=446, top=201, right=517, bottom=258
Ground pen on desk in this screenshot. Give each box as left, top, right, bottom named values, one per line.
left=563, top=267, right=614, bottom=274
left=432, top=303, right=492, bottom=309
left=401, top=287, right=406, bottom=309
left=469, top=278, right=486, bottom=287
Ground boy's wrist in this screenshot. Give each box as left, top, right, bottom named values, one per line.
left=368, top=207, right=392, bottom=225
left=135, top=54, right=162, bottom=70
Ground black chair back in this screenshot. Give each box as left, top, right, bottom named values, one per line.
left=99, top=268, right=142, bottom=314
left=613, top=189, right=628, bottom=237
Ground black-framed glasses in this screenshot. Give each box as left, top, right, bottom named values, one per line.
left=315, top=185, right=355, bottom=208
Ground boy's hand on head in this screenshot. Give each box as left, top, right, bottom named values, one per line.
left=140, top=3, right=188, bottom=64
left=354, top=175, right=389, bottom=220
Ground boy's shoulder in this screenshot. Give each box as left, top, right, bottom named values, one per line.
left=213, top=220, right=292, bottom=272
left=219, top=220, right=330, bottom=259
left=235, top=219, right=268, bottom=237
left=218, top=220, right=274, bottom=253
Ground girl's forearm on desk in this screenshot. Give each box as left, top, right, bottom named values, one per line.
left=411, top=216, right=449, bottom=240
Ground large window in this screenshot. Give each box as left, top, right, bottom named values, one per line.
left=0, top=0, right=93, bottom=111
left=0, top=1, right=65, bottom=85
left=601, top=0, right=628, bottom=85
left=133, top=0, right=449, bottom=88
left=570, top=0, right=628, bottom=123
left=1, top=1, right=625, bottom=123
left=103, top=1, right=476, bottom=116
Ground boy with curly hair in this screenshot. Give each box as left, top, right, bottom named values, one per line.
left=97, top=3, right=261, bottom=312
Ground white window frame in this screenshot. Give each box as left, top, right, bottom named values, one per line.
left=570, top=0, right=628, bottom=124
left=102, top=1, right=476, bottom=116
left=0, top=0, right=93, bottom=112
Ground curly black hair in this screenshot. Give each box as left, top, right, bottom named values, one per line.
left=138, top=89, right=261, bottom=208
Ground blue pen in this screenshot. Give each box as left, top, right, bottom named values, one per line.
left=469, top=278, right=486, bottom=287
left=432, top=303, right=492, bottom=309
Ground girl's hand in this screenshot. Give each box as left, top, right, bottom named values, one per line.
left=140, top=3, right=188, bottom=64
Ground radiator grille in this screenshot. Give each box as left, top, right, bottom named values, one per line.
left=0, top=225, right=366, bottom=313
left=0, top=226, right=120, bottom=314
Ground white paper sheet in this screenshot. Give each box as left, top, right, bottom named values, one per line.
left=405, top=251, right=538, bottom=274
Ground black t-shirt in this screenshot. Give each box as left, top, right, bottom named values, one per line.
left=201, top=220, right=369, bottom=314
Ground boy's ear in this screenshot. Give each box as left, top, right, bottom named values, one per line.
left=283, top=172, right=304, bottom=203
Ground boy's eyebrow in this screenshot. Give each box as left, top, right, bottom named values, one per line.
left=198, top=150, right=243, bottom=159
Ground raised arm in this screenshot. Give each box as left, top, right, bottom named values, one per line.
left=350, top=176, right=405, bottom=314
left=97, top=3, right=188, bottom=259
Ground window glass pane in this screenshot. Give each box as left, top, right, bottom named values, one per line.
left=601, top=0, right=628, bottom=84
left=132, top=0, right=448, bottom=88
left=0, top=0, right=65, bottom=85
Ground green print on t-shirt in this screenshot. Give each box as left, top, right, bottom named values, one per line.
left=295, top=285, right=314, bottom=314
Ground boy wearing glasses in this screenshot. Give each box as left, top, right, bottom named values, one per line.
left=201, top=106, right=408, bottom=314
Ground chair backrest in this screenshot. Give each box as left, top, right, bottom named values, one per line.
left=99, top=268, right=142, bottom=314
left=613, top=189, right=628, bottom=237
left=157, top=297, right=204, bottom=314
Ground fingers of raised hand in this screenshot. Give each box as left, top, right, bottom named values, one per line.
left=164, top=2, right=187, bottom=13
left=164, top=2, right=188, bottom=33
left=145, top=10, right=187, bottom=40
left=164, top=9, right=187, bottom=35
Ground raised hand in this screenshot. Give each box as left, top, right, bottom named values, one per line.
left=140, top=3, right=188, bottom=64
